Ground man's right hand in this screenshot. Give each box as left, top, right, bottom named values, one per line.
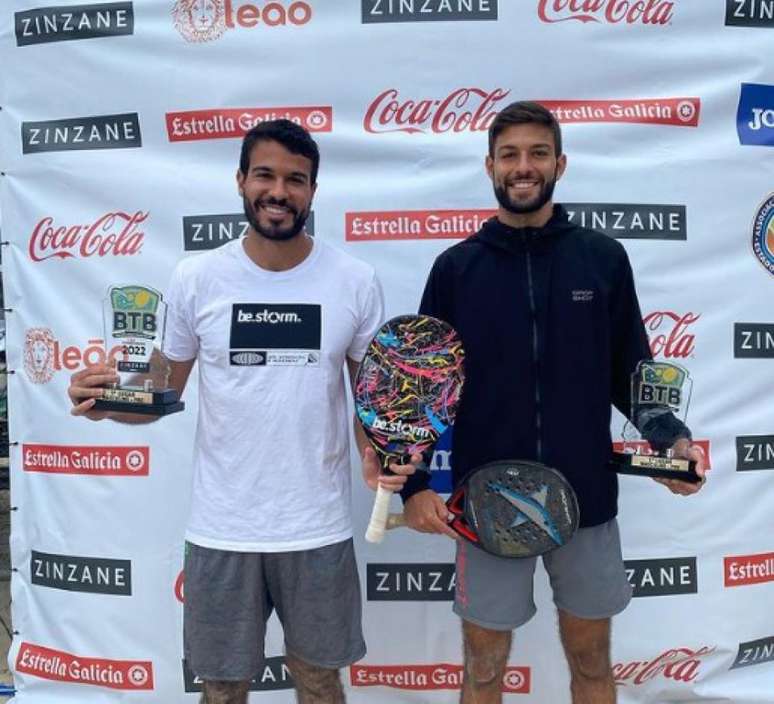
left=67, top=363, right=119, bottom=421
left=403, top=489, right=459, bottom=540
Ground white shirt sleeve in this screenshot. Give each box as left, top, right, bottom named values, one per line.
left=162, top=260, right=198, bottom=361
left=347, top=271, right=385, bottom=362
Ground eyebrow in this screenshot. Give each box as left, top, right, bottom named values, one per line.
left=250, top=166, right=309, bottom=181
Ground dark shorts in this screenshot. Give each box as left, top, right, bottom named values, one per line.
left=184, top=539, right=366, bottom=681
left=454, top=519, right=632, bottom=630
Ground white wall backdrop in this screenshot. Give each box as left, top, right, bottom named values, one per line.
left=1, top=1, right=774, bottom=701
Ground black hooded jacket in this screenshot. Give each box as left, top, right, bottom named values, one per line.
left=401, top=205, right=688, bottom=528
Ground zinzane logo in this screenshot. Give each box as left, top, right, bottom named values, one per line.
left=361, top=0, right=498, bottom=23
left=725, top=0, right=774, bottom=27
left=731, top=635, right=774, bottom=669
left=183, top=657, right=293, bottom=692
left=736, top=434, right=774, bottom=471
left=15, top=2, right=134, bottom=46
left=172, top=0, right=312, bottom=43
left=183, top=211, right=314, bottom=250
left=624, top=557, right=697, bottom=597
left=31, top=551, right=132, bottom=595
left=366, top=563, right=455, bottom=601
left=22, top=113, right=141, bottom=153
left=734, top=323, right=774, bottom=358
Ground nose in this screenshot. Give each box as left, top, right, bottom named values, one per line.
left=267, top=178, right=289, bottom=201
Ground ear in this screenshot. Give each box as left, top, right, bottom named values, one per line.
left=555, top=154, right=567, bottom=182
left=236, top=169, right=245, bottom=196
left=485, top=154, right=494, bottom=181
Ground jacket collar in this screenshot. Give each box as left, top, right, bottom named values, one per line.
left=471, top=204, right=574, bottom=254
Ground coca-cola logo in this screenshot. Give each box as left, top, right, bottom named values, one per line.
left=644, top=312, right=699, bottom=358
left=28, top=211, right=147, bottom=262
left=364, top=88, right=510, bottom=134
left=613, top=646, right=715, bottom=686
left=538, top=0, right=674, bottom=25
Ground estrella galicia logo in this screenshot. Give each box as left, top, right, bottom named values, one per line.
left=751, top=194, right=774, bottom=276
left=183, top=657, right=293, bottom=692
left=565, top=204, right=686, bottom=240
left=737, top=83, right=774, bottom=146
left=31, top=550, right=131, bottom=595
left=726, top=0, right=774, bottom=27
left=21, top=113, right=142, bottom=154
left=366, top=563, right=455, bottom=601
left=731, top=635, right=774, bottom=669
left=362, top=0, right=497, bottom=23
left=736, top=435, right=774, bottom=471
left=624, top=557, right=697, bottom=597
left=15, top=2, right=134, bottom=46
left=734, top=323, right=774, bottom=358
left=183, top=211, right=314, bottom=251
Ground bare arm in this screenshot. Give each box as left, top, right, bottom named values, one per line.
left=68, top=350, right=195, bottom=424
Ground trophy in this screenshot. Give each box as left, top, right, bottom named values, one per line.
left=93, top=285, right=184, bottom=416
left=610, top=360, right=700, bottom=482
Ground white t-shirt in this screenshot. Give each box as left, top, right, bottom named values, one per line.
left=163, top=236, right=384, bottom=552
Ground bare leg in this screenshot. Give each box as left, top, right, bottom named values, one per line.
left=200, top=680, right=250, bottom=704
left=285, top=650, right=345, bottom=704
left=557, top=610, right=616, bottom=704
left=460, top=619, right=512, bottom=704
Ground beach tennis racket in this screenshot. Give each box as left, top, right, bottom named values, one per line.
left=387, top=459, right=579, bottom=558
left=355, top=315, right=465, bottom=543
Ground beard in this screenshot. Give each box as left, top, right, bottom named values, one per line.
left=243, top=195, right=310, bottom=242
left=493, top=169, right=558, bottom=216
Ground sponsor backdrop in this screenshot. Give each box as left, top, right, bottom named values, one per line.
left=1, top=0, right=773, bottom=701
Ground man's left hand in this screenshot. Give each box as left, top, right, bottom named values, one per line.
left=653, top=438, right=708, bottom=496
left=362, top=446, right=423, bottom=492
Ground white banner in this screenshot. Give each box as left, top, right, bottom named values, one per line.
left=1, top=1, right=774, bottom=701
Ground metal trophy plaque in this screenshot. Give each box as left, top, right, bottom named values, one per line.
left=93, top=285, right=184, bottom=416
left=610, top=360, right=700, bottom=482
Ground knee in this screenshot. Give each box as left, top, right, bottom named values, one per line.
left=201, top=680, right=249, bottom=704
left=464, top=651, right=508, bottom=687
left=566, top=645, right=611, bottom=682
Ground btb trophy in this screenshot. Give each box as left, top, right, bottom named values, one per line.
left=610, top=360, right=700, bottom=482
left=93, top=285, right=184, bottom=416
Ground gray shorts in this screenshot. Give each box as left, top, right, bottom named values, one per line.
left=184, top=539, right=366, bottom=681
left=454, top=518, right=632, bottom=630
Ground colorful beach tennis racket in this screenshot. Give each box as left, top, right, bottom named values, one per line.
left=387, top=460, right=579, bottom=558
left=355, top=315, right=465, bottom=543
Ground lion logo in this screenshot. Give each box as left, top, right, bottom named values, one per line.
left=23, top=328, right=55, bottom=384
left=172, top=0, right=227, bottom=42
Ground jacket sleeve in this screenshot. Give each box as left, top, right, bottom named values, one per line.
left=400, top=256, right=449, bottom=504
left=609, top=251, right=691, bottom=451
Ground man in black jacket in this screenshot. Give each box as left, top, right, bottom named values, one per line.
left=400, top=101, right=707, bottom=704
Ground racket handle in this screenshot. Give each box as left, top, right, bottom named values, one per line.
left=365, top=485, right=394, bottom=543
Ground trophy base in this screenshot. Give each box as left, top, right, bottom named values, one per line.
left=610, top=452, right=701, bottom=483
left=94, top=386, right=184, bottom=416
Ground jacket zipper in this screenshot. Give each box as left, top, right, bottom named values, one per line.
left=523, top=233, right=543, bottom=461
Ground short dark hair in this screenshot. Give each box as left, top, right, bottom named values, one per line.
left=488, top=101, right=562, bottom=157
left=239, top=119, right=320, bottom=184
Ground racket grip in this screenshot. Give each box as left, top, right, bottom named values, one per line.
left=365, top=485, right=394, bottom=543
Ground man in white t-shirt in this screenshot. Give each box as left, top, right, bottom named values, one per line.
left=68, top=120, right=415, bottom=704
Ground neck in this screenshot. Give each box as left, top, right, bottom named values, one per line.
left=497, top=201, right=554, bottom=230
left=242, top=230, right=313, bottom=272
